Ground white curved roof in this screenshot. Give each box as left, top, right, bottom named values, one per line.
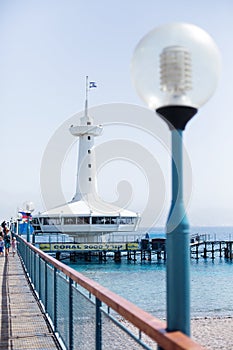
left=37, top=197, right=139, bottom=218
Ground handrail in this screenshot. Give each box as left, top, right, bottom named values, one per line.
left=19, top=237, right=205, bottom=350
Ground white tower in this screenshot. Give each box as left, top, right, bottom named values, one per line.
left=33, top=77, right=140, bottom=240
left=69, top=77, right=103, bottom=202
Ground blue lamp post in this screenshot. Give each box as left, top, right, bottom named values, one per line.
left=131, top=23, right=221, bottom=336
left=23, top=201, right=35, bottom=243
left=26, top=211, right=31, bottom=242
left=16, top=213, right=22, bottom=236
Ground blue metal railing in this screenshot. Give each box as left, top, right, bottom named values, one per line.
left=17, top=236, right=204, bottom=350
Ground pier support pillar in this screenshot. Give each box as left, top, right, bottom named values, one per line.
left=203, top=243, right=207, bottom=259
left=195, top=244, right=199, bottom=260
left=211, top=243, right=215, bottom=259
left=114, top=251, right=121, bottom=262
left=56, top=252, right=61, bottom=260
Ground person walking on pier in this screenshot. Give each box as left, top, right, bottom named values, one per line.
left=11, top=237, right=17, bottom=257
left=4, top=228, right=11, bottom=257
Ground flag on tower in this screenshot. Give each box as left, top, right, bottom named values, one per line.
left=89, top=81, right=97, bottom=88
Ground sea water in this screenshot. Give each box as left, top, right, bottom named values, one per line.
left=65, top=226, right=233, bottom=320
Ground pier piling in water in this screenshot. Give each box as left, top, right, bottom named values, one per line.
left=190, top=240, right=233, bottom=260
left=114, top=250, right=121, bottom=262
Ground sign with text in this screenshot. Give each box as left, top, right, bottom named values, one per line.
left=127, top=242, right=139, bottom=250
left=39, top=243, right=127, bottom=252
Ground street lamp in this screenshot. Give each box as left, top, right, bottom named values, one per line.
left=23, top=201, right=35, bottom=242
left=131, top=23, right=220, bottom=336
left=17, top=212, right=22, bottom=236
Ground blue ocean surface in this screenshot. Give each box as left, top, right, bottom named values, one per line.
left=65, top=226, right=233, bottom=320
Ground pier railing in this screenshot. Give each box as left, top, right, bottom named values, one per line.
left=17, top=236, right=204, bottom=350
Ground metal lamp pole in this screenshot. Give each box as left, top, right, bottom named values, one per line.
left=23, top=201, right=34, bottom=243
left=17, top=219, right=20, bottom=236
left=26, top=212, right=31, bottom=242
left=16, top=213, right=22, bottom=236
left=156, top=106, right=197, bottom=335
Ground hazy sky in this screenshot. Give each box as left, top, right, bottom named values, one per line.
left=1, top=0, right=233, bottom=227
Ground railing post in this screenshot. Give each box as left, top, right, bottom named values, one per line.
left=31, top=249, right=34, bottom=279
left=54, top=267, right=57, bottom=332
left=96, top=297, right=102, bottom=350
left=45, top=263, right=48, bottom=312
left=69, top=278, right=74, bottom=350
left=34, top=252, right=37, bottom=288
left=28, top=248, right=31, bottom=277
left=25, top=244, right=29, bottom=270
left=31, top=248, right=33, bottom=277
left=39, top=256, right=41, bottom=299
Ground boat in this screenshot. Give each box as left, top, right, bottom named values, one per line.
left=32, top=77, right=140, bottom=242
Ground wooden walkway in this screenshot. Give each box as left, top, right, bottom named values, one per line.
left=0, top=252, right=61, bottom=349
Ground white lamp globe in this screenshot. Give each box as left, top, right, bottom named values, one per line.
left=131, top=22, right=221, bottom=110
left=23, top=201, right=35, bottom=213
left=17, top=212, right=23, bottom=220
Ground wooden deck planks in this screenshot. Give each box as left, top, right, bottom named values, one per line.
left=0, top=252, right=61, bottom=350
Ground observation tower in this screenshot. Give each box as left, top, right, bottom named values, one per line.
left=32, top=77, right=140, bottom=242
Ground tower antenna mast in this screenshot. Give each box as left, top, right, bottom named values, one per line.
left=85, top=75, right=89, bottom=117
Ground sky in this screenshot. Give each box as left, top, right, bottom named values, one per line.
left=0, top=0, right=233, bottom=227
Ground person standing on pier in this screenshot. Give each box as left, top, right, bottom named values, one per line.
left=0, top=236, right=4, bottom=256
left=4, top=228, right=11, bottom=257
left=11, top=237, right=17, bottom=257
left=1, top=220, right=8, bottom=235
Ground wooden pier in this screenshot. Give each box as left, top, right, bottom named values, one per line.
left=190, top=240, right=233, bottom=259
left=0, top=253, right=61, bottom=349
left=38, top=239, right=233, bottom=263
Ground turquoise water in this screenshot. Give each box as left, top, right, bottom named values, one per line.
left=66, top=227, right=233, bottom=319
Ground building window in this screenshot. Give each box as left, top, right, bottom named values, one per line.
left=87, top=122, right=91, bottom=125
left=64, top=217, right=76, bottom=225
left=43, top=217, right=61, bottom=225
left=88, top=164, right=91, bottom=168
left=89, top=177, right=92, bottom=181
left=88, top=136, right=91, bottom=140
left=88, top=150, right=91, bottom=154
left=63, top=217, right=89, bottom=225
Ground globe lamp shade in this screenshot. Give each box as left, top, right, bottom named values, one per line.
left=23, top=201, right=35, bottom=213
left=131, top=23, right=221, bottom=111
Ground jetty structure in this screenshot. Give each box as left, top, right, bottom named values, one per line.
left=32, top=77, right=140, bottom=242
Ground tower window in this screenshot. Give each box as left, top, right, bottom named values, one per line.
left=88, top=136, right=91, bottom=140
left=88, top=150, right=91, bottom=154
left=89, top=177, right=92, bottom=181
left=88, top=164, right=91, bottom=168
